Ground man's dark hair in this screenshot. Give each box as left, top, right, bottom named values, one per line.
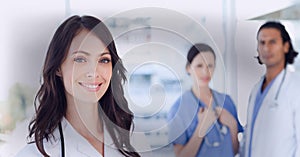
left=256, top=21, right=298, bottom=66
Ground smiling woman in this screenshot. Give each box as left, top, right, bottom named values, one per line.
left=15, top=15, right=145, bottom=157
left=58, top=29, right=113, bottom=104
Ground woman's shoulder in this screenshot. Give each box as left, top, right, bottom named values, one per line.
left=16, top=139, right=61, bottom=157
left=168, top=90, right=198, bottom=116
left=212, top=90, right=233, bottom=103
left=15, top=125, right=62, bottom=157
left=212, top=90, right=236, bottom=110
left=211, top=89, right=229, bottom=96
left=169, top=90, right=193, bottom=109
left=178, top=90, right=197, bottom=104
left=15, top=143, right=41, bottom=157
left=130, top=131, right=153, bottom=155
left=173, top=90, right=193, bottom=102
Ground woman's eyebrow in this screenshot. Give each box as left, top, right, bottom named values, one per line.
left=72, top=50, right=90, bottom=56
left=101, top=52, right=111, bottom=56
left=71, top=51, right=111, bottom=56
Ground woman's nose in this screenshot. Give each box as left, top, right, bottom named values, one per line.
left=86, top=63, right=100, bottom=78
left=202, top=66, right=209, bottom=74
left=86, top=71, right=99, bottom=78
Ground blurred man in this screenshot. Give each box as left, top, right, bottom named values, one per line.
left=243, top=21, right=299, bottom=157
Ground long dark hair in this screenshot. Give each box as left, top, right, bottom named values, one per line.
left=28, top=15, right=140, bottom=157
left=256, top=21, right=298, bottom=66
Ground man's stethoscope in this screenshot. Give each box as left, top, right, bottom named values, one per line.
left=269, top=69, right=287, bottom=108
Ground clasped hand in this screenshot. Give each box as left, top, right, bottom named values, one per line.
left=197, top=106, right=236, bottom=138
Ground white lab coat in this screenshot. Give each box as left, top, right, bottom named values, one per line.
left=15, top=118, right=152, bottom=157
left=243, top=69, right=300, bottom=157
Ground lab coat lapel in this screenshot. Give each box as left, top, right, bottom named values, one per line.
left=104, top=125, right=153, bottom=157
left=260, top=70, right=285, bottom=109
left=62, top=118, right=103, bottom=157
left=70, top=121, right=123, bottom=157
left=76, top=142, right=102, bottom=157
left=104, top=124, right=127, bottom=157
left=251, top=69, right=286, bottom=151
left=253, top=70, right=285, bottom=129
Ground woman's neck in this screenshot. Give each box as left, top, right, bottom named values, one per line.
left=65, top=98, right=104, bottom=155
left=192, top=85, right=211, bottom=96
left=65, top=99, right=103, bottom=141
left=192, top=85, right=212, bottom=107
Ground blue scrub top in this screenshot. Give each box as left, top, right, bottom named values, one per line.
left=168, top=90, right=243, bottom=157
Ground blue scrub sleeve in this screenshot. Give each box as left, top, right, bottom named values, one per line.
left=167, top=101, right=188, bottom=145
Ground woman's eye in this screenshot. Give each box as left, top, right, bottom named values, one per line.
left=99, top=58, right=111, bottom=64
left=197, top=64, right=203, bottom=68
left=208, top=64, right=214, bottom=68
left=74, top=57, right=86, bottom=63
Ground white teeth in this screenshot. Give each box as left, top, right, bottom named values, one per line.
left=86, top=85, right=98, bottom=89
left=81, top=83, right=99, bottom=89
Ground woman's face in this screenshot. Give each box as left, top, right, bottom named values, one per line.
left=187, top=52, right=215, bottom=88
left=58, top=29, right=112, bottom=104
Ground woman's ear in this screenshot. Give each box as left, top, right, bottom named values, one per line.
left=56, top=69, right=62, bottom=77
left=186, top=64, right=191, bottom=75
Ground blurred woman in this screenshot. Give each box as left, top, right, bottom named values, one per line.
left=168, top=43, right=243, bottom=157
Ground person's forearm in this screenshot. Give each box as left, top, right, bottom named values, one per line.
left=228, top=121, right=239, bottom=155
left=175, top=126, right=204, bottom=157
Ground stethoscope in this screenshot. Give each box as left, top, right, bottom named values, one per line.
left=194, top=90, right=228, bottom=148
left=269, top=69, right=286, bottom=108
left=204, top=120, right=228, bottom=147
left=58, top=122, right=65, bottom=157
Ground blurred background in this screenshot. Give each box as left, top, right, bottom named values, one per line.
left=1, top=0, right=300, bottom=156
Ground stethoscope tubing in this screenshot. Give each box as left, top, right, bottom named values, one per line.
left=59, top=122, right=65, bottom=157
left=274, top=69, right=286, bottom=101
